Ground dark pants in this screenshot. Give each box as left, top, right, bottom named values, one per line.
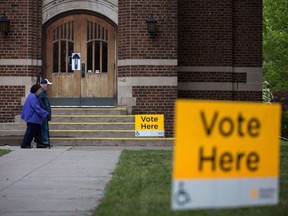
left=35, top=118, right=49, bottom=145
left=21, top=122, right=41, bottom=148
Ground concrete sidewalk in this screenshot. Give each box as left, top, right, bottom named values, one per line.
left=0, top=146, right=122, bottom=216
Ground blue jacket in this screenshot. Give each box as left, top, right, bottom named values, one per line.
left=21, top=93, right=48, bottom=125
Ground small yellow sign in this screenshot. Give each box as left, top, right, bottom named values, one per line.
left=172, top=100, right=281, bottom=210
left=135, top=114, right=164, bottom=137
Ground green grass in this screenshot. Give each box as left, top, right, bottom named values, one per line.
left=282, top=139, right=288, bottom=146
left=94, top=140, right=288, bottom=216
left=0, top=149, right=11, bottom=156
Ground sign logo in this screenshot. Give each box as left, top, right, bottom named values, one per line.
left=135, top=114, right=164, bottom=137
left=174, top=182, right=190, bottom=206
left=172, top=100, right=281, bottom=210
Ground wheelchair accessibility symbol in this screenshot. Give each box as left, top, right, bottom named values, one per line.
left=174, top=182, right=191, bottom=206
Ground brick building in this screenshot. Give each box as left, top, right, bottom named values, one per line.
left=0, top=0, right=262, bottom=137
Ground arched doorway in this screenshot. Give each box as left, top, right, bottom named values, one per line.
left=43, top=14, right=116, bottom=106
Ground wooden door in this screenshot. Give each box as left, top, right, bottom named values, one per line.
left=43, top=14, right=116, bottom=106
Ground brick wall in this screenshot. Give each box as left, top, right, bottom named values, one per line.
left=178, top=72, right=246, bottom=83
left=178, top=0, right=261, bottom=67
left=178, top=0, right=262, bottom=101
left=118, top=66, right=177, bottom=77
left=0, top=86, right=25, bottom=122
left=178, top=0, right=233, bottom=66
left=118, top=0, right=177, bottom=60
left=0, top=0, right=42, bottom=61
left=0, top=0, right=42, bottom=122
left=0, top=0, right=263, bottom=135
left=178, top=90, right=262, bottom=101
left=118, top=0, right=178, bottom=136
left=233, top=0, right=262, bottom=66
left=133, top=86, right=177, bottom=137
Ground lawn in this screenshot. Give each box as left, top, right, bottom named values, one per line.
left=94, top=140, right=288, bottom=216
left=0, top=149, right=11, bottom=156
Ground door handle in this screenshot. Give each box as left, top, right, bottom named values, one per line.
left=81, top=63, right=85, bottom=78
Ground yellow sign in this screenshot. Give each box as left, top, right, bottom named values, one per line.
left=172, top=100, right=281, bottom=210
left=135, top=114, right=164, bottom=137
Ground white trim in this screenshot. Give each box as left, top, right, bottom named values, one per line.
left=118, top=59, right=178, bottom=66
left=177, top=66, right=262, bottom=91
left=178, top=82, right=262, bottom=91
left=178, top=66, right=233, bottom=73
left=0, top=59, right=42, bottom=66
left=42, top=0, right=118, bottom=25
left=0, top=77, right=37, bottom=86
left=118, top=77, right=177, bottom=86
left=177, top=66, right=262, bottom=73
left=234, top=67, right=262, bottom=73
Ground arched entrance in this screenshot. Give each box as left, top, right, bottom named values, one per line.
left=43, top=14, right=116, bottom=106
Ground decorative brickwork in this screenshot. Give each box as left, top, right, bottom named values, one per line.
left=0, top=86, right=25, bottom=122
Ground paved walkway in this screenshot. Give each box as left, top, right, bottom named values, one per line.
left=0, top=146, right=122, bottom=216
left=0, top=145, right=172, bottom=216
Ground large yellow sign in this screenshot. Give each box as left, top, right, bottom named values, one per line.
left=172, top=100, right=281, bottom=210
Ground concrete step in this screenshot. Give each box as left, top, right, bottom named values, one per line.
left=0, top=123, right=136, bottom=137
left=50, top=137, right=174, bottom=146
left=0, top=129, right=137, bottom=138
left=49, top=122, right=134, bottom=130
left=0, top=136, right=174, bottom=147
left=0, top=136, right=23, bottom=145
left=0, top=107, right=172, bottom=147
left=0, top=130, right=24, bottom=136
left=50, top=130, right=136, bottom=138
left=52, top=115, right=134, bottom=122
left=13, top=107, right=128, bottom=122
left=52, top=107, right=127, bottom=115
left=0, top=122, right=135, bottom=131
left=0, top=123, right=25, bottom=130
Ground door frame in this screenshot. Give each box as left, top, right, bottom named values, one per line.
left=42, top=11, right=118, bottom=107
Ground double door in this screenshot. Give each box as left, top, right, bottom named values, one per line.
left=43, top=14, right=116, bottom=106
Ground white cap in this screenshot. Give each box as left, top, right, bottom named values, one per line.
left=41, top=79, right=52, bottom=85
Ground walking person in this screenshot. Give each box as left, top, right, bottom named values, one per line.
left=20, top=84, right=48, bottom=149
left=34, top=79, right=52, bottom=148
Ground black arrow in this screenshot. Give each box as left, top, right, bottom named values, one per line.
left=72, top=54, right=80, bottom=70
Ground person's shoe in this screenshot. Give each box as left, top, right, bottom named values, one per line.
left=36, top=144, right=48, bottom=148
left=34, top=139, right=41, bottom=145
left=21, top=146, right=31, bottom=149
